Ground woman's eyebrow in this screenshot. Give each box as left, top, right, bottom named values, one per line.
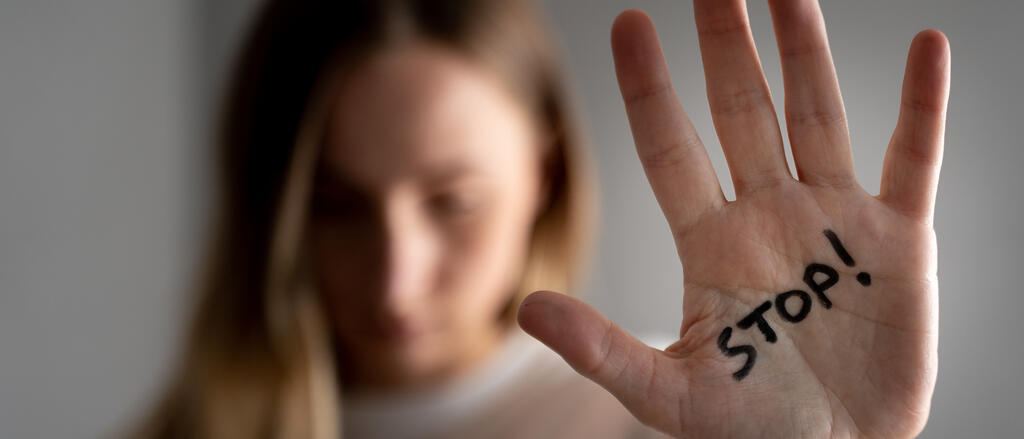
left=420, top=163, right=480, bottom=185
left=311, top=161, right=484, bottom=193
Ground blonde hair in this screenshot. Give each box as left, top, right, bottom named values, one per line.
left=132, top=0, right=594, bottom=437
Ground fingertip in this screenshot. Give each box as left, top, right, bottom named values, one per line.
left=611, top=9, right=655, bottom=52
left=610, top=8, right=670, bottom=101
left=516, top=291, right=612, bottom=373
left=613, top=9, right=652, bottom=32
left=910, top=29, right=950, bottom=70
left=901, top=29, right=951, bottom=113
left=914, top=29, right=950, bottom=52
left=516, top=290, right=564, bottom=337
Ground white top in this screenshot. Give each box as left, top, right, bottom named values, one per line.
left=341, top=329, right=673, bottom=439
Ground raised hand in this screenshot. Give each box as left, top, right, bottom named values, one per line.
left=516, top=1, right=949, bottom=437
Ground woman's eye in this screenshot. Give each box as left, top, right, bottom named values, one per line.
left=427, top=191, right=480, bottom=218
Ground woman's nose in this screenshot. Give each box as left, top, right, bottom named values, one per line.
left=375, top=205, right=437, bottom=314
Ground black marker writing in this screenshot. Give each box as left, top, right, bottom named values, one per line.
left=824, top=229, right=855, bottom=266
left=717, top=229, right=872, bottom=381
left=737, top=301, right=777, bottom=343
left=857, top=272, right=871, bottom=286
left=775, top=290, right=812, bottom=323
left=718, top=327, right=756, bottom=380
left=825, top=228, right=872, bottom=286
left=803, top=263, right=839, bottom=309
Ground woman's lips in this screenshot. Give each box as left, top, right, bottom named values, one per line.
left=362, top=318, right=427, bottom=343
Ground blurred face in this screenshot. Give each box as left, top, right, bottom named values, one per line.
left=310, top=43, right=545, bottom=392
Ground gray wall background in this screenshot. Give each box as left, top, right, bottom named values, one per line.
left=0, top=0, right=1020, bottom=437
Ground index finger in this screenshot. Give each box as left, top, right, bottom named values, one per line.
left=611, top=10, right=725, bottom=235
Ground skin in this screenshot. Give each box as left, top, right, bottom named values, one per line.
left=518, top=1, right=948, bottom=438
left=311, top=43, right=545, bottom=394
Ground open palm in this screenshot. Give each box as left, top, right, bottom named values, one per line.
left=517, top=1, right=948, bottom=438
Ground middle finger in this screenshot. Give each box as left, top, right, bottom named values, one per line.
left=695, top=0, right=791, bottom=195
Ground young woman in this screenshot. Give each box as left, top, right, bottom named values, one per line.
left=135, top=0, right=949, bottom=437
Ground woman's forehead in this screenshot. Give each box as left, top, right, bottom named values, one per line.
left=319, top=44, right=539, bottom=190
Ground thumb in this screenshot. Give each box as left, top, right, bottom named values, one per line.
left=517, top=290, right=679, bottom=429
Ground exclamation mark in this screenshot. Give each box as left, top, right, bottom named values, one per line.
left=823, top=229, right=871, bottom=286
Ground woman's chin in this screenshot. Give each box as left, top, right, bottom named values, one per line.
left=347, top=331, right=446, bottom=369
left=343, top=341, right=462, bottom=392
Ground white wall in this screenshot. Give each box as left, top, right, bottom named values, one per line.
left=0, top=1, right=196, bottom=437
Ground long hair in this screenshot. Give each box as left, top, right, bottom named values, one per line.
left=132, top=1, right=594, bottom=437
